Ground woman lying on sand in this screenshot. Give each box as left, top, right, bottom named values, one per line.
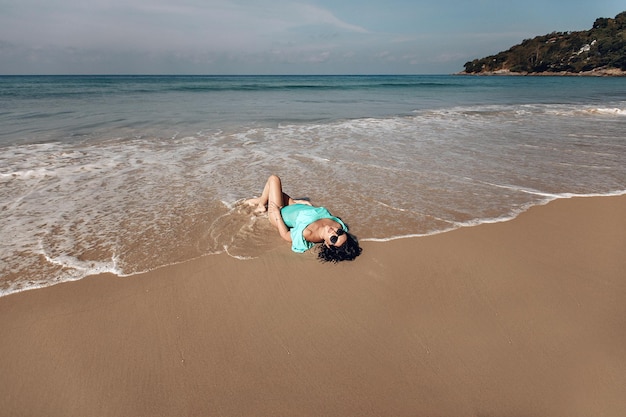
left=246, top=175, right=362, bottom=263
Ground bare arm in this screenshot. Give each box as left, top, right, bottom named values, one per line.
left=269, top=203, right=292, bottom=243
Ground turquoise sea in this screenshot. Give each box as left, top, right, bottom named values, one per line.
left=1, top=75, right=625, bottom=295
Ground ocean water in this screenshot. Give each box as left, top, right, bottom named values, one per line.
left=1, top=75, right=625, bottom=295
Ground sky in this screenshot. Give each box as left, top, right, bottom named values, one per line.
left=0, top=0, right=624, bottom=74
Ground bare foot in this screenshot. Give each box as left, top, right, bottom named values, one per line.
left=244, top=197, right=259, bottom=206
left=244, top=198, right=267, bottom=213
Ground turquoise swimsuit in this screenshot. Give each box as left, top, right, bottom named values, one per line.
left=280, top=204, right=347, bottom=253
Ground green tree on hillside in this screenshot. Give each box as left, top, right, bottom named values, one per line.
left=463, top=11, right=626, bottom=74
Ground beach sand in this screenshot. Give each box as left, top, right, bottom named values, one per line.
left=1, top=195, right=625, bottom=417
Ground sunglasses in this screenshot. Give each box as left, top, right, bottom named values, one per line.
left=329, top=228, right=345, bottom=245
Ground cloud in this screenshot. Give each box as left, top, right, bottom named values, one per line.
left=3, top=0, right=620, bottom=74
left=0, top=0, right=379, bottom=73
left=0, top=0, right=366, bottom=52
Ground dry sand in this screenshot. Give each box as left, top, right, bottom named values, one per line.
left=1, top=195, right=625, bottom=417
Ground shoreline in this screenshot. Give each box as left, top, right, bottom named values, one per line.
left=457, top=67, right=626, bottom=77
left=3, top=192, right=625, bottom=299
left=1, top=194, right=625, bottom=416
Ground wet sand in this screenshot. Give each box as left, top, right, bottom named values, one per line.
left=1, top=195, right=625, bottom=417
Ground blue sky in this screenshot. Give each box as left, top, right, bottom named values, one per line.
left=0, top=0, right=623, bottom=74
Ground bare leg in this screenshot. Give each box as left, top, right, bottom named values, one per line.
left=265, top=175, right=287, bottom=227
left=245, top=175, right=294, bottom=214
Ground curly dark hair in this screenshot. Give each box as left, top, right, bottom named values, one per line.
left=317, top=232, right=362, bottom=263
